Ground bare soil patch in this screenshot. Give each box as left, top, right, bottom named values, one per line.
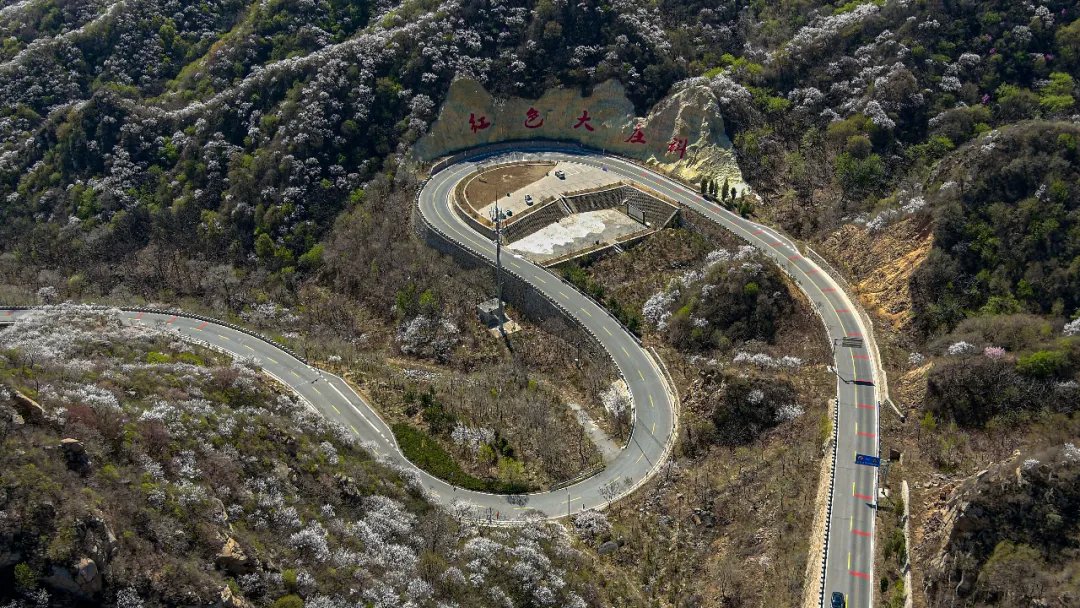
left=463, top=162, right=555, bottom=212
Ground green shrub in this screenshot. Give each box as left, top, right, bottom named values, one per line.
left=145, top=351, right=171, bottom=364
left=391, top=423, right=532, bottom=494
left=282, top=569, right=298, bottom=591
left=272, top=595, right=304, bottom=608
left=14, top=562, right=36, bottom=590
left=1016, top=350, right=1070, bottom=379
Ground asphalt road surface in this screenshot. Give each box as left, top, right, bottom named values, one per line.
left=420, top=144, right=881, bottom=608
left=0, top=143, right=881, bottom=608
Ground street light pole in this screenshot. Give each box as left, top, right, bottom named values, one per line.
left=490, top=196, right=506, bottom=337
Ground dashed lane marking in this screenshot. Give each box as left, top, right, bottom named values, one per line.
left=579, top=307, right=592, bottom=317
left=603, top=326, right=612, bottom=336
left=649, top=394, right=655, bottom=408
left=559, top=291, right=569, bottom=298
left=331, top=404, right=341, bottom=414
left=638, top=369, right=645, bottom=381
left=621, top=346, right=630, bottom=357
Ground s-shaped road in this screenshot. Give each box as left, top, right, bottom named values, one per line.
left=1, top=145, right=882, bottom=608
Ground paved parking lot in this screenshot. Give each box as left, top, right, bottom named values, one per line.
left=477, top=161, right=620, bottom=220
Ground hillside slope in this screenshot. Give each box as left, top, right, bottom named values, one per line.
left=0, top=306, right=617, bottom=607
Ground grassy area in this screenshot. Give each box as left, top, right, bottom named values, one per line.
left=391, top=423, right=534, bottom=494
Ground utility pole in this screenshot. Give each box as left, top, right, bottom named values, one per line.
left=490, top=196, right=506, bottom=337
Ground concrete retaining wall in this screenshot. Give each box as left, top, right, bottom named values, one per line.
left=411, top=200, right=614, bottom=378
left=502, top=200, right=568, bottom=243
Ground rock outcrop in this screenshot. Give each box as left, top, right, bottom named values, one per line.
left=215, top=537, right=256, bottom=576
left=60, top=437, right=92, bottom=475
left=415, top=78, right=745, bottom=188
left=219, top=584, right=255, bottom=608
left=43, top=557, right=103, bottom=599
left=920, top=444, right=1080, bottom=605
left=10, top=387, right=46, bottom=424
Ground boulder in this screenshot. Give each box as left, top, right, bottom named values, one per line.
left=219, top=584, right=255, bottom=608
left=215, top=538, right=255, bottom=576
left=60, top=438, right=92, bottom=475
left=79, top=514, right=118, bottom=566
left=11, top=389, right=45, bottom=424
left=44, top=558, right=102, bottom=599
left=75, top=557, right=102, bottom=596
left=598, top=540, right=619, bottom=555
left=43, top=566, right=81, bottom=595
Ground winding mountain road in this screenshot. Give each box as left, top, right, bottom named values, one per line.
left=419, top=144, right=883, bottom=608
left=0, top=144, right=882, bottom=608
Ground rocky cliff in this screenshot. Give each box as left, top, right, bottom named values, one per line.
left=414, top=78, right=745, bottom=189
left=919, top=444, right=1080, bottom=607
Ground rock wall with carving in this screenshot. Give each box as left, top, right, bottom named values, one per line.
left=414, top=78, right=746, bottom=189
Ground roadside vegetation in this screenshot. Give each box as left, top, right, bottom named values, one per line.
left=558, top=226, right=833, bottom=606
left=2, top=0, right=1079, bottom=605
left=0, top=306, right=619, bottom=607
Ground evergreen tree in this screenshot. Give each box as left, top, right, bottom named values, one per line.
left=722, top=177, right=730, bottom=201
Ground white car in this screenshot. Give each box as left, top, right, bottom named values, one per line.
left=525, top=194, right=534, bottom=206
left=554, top=170, right=565, bottom=179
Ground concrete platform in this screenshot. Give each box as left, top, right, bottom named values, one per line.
left=477, top=161, right=620, bottom=220
left=507, top=209, right=645, bottom=264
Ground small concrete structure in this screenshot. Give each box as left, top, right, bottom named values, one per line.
left=477, top=298, right=507, bottom=328
left=477, top=298, right=521, bottom=336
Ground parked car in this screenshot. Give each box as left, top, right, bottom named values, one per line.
left=554, top=169, right=565, bottom=179
left=524, top=194, right=534, bottom=206
left=505, top=209, right=513, bottom=217
left=831, top=592, right=845, bottom=608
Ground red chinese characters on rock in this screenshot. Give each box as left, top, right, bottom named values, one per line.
left=573, top=110, right=595, bottom=132
left=667, top=137, right=688, bottom=159
left=524, top=107, right=544, bottom=129
left=469, top=113, right=491, bottom=134
left=624, top=125, right=646, bottom=144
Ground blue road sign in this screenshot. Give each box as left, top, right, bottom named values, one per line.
left=855, top=453, right=881, bottom=467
